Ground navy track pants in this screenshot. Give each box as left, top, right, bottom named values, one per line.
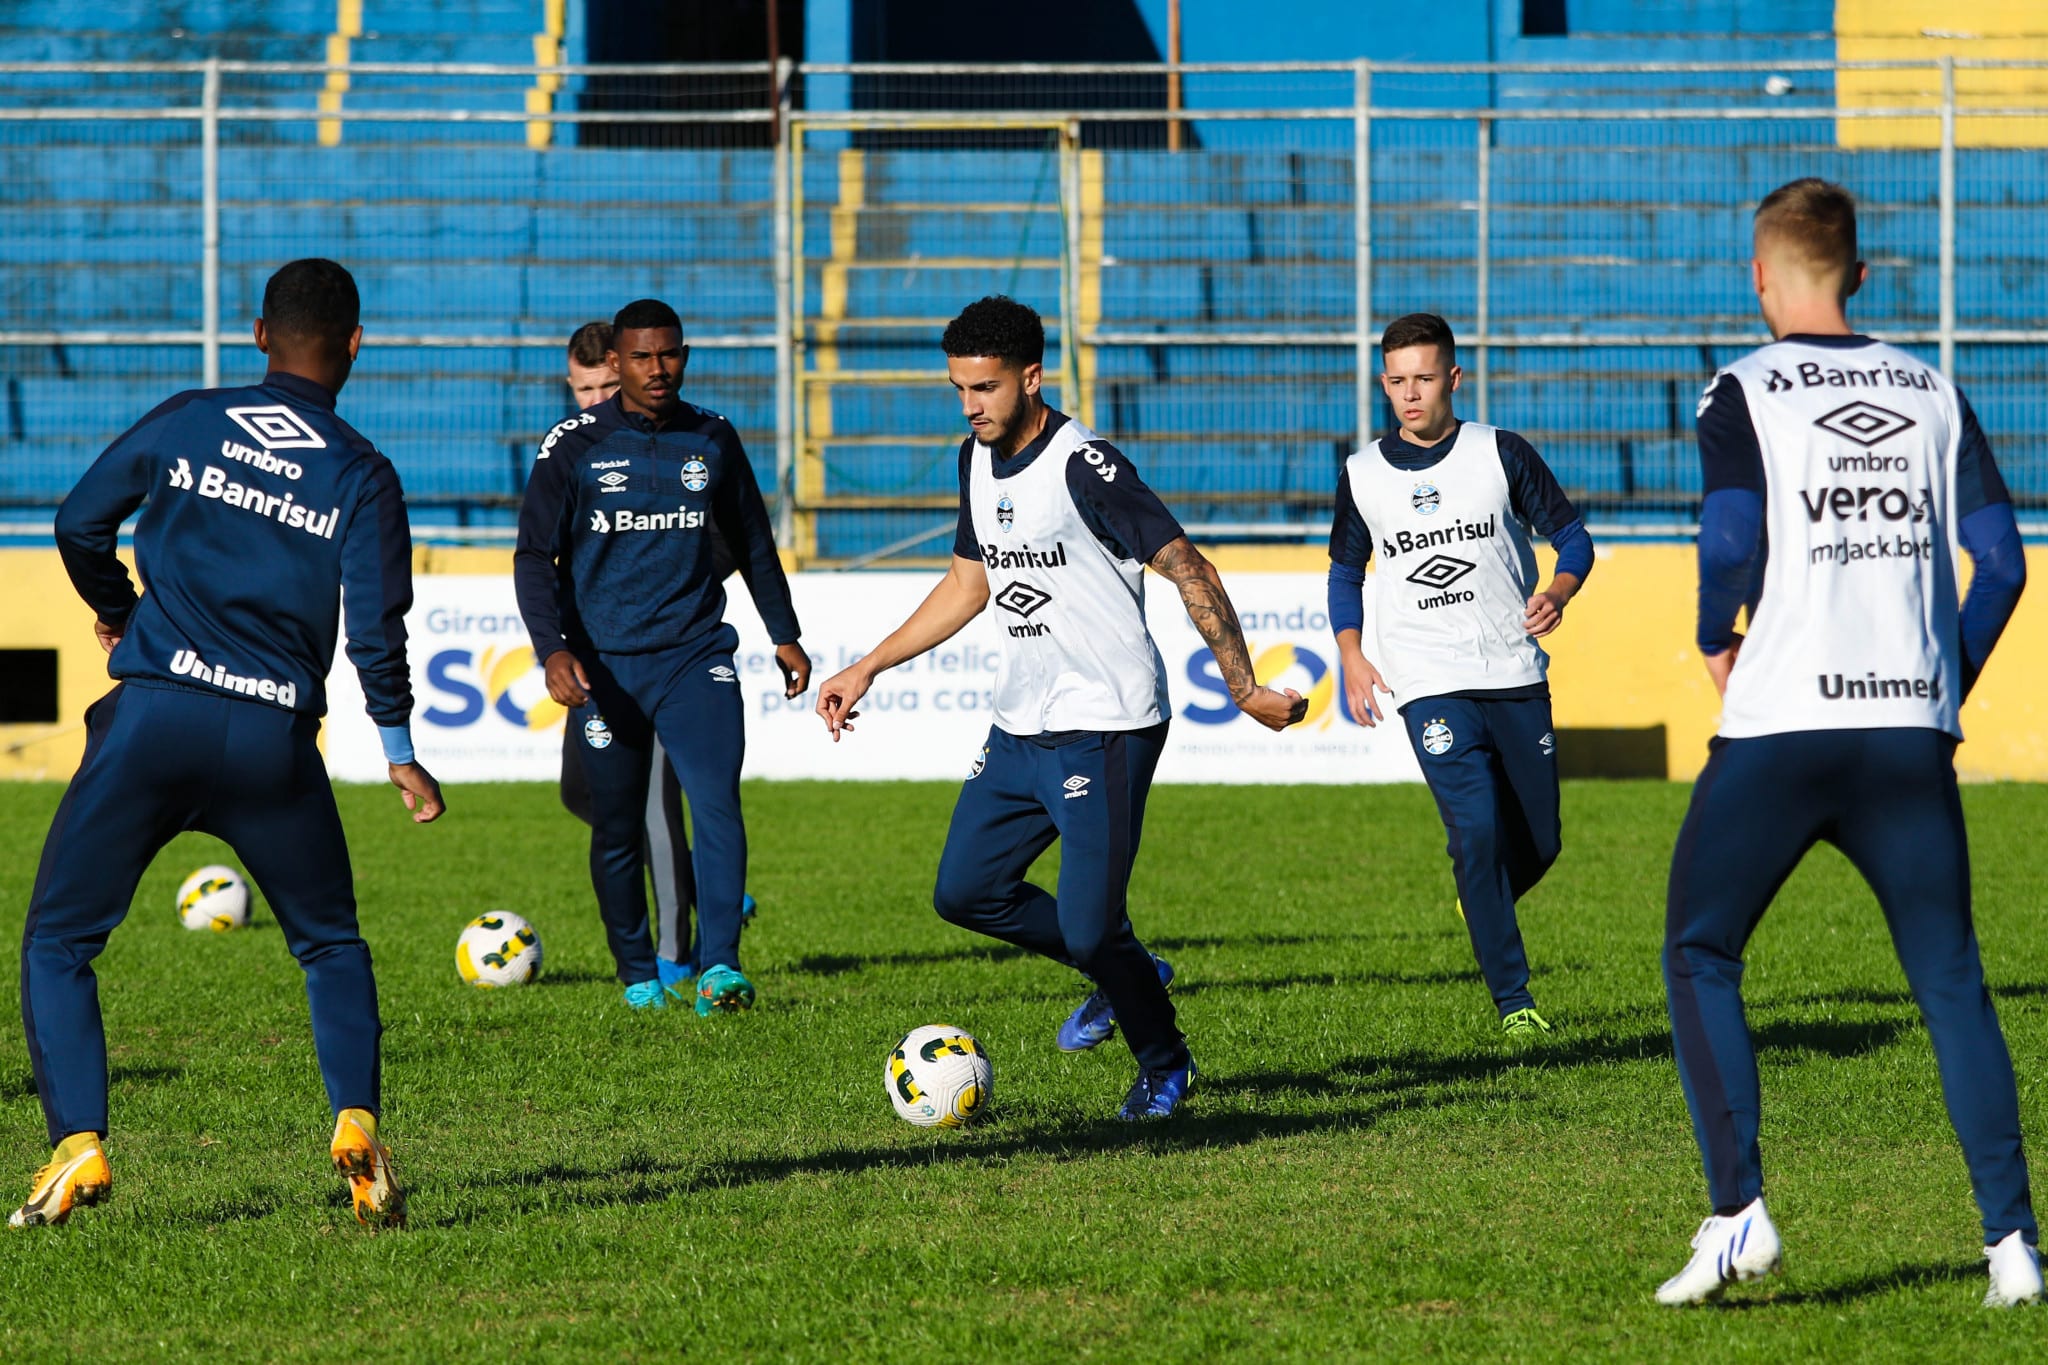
left=21, top=683, right=380, bottom=1144
left=932, top=723, right=1187, bottom=1074
left=562, top=730, right=698, bottom=969
left=571, top=628, right=748, bottom=985
left=1402, top=693, right=1561, bottom=1017
left=1665, top=726, right=2036, bottom=1244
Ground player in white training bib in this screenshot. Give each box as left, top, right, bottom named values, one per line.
left=816, top=296, right=1307, bottom=1122
left=1327, top=313, right=1593, bottom=1038
left=1655, top=179, right=2037, bottom=1309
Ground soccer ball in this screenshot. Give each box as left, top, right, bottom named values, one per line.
left=886, top=1024, right=993, bottom=1128
left=176, top=864, right=250, bottom=932
left=455, top=912, right=544, bottom=987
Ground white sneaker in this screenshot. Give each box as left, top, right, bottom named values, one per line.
left=1984, top=1231, right=2044, bottom=1308
left=1655, top=1197, right=1783, bottom=1305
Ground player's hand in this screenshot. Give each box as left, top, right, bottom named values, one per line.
left=94, top=619, right=122, bottom=654
left=543, top=650, right=591, bottom=707
left=1523, top=589, right=1567, bottom=638
left=1341, top=651, right=1393, bottom=727
left=1704, top=635, right=1743, bottom=697
left=815, top=663, right=874, bottom=742
left=1236, top=685, right=1308, bottom=732
left=775, top=642, right=812, bottom=699
left=389, top=761, right=445, bottom=824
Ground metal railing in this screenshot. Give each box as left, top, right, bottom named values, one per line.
left=3, top=57, right=2047, bottom=552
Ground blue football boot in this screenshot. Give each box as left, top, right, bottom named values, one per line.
left=655, top=955, right=696, bottom=1001
left=621, top=979, right=667, bottom=1011
left=1118, top=1057, right=1197, bottom=1121
left=1057, top=953, right=1174, bottom=1053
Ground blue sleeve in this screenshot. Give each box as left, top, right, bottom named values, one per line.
left=1953, top=395, right=2026, bottom=696
left=1497, top=430, right=1582, bottom=538
left=710, top=424, right=802, bottom=645
left=1695, top=372, right=1768, bottom=654
left=52, top=392, right=200, bottom=627
left=952, top=440, right=979, bottom=561
left=513, top=433, right=576, bottom=662
left=1327, top=466, right=1373, bottom=573
left=1327, top=563, right=1365, bottom=637
left=337, top=457, right=416, bottom=727
left=1550, top=520, right=1595, bottom=581
left=1065, top=441, right=1186, bottom=562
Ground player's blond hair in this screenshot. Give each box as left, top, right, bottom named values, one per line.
left=1754, top=178, right=1859, bottom=290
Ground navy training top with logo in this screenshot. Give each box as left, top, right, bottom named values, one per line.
left=513, top=392, right=800, bottom=660
left=52, top=372, right=415, bottom=723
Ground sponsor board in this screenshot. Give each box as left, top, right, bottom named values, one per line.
left=324, top=573, right=1424, bottom=784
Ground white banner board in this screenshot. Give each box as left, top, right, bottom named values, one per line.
left=324, top=572, right=1422, bottom=785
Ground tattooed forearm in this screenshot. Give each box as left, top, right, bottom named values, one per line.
left=1151, top=536, right=1259, bottom=700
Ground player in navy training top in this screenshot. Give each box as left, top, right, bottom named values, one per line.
left=15, top=260, right=442, bottom=1230
left=548, top=321, right=756, bottom=985
left=816, top=296, right=1306, bottom=1122
left=1654, top=181, right=2037, bottom=1308
left=1327, top=313, right=1593, bottom=1039
left=515, top=299, right=809, bottom=1017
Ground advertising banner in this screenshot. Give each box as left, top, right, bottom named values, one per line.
left=323, top=572, right=1422, bottom=785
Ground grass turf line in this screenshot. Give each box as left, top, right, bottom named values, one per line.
left=1, top=779, right=2045, bottom=1360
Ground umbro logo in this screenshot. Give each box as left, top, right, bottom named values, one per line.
left=225, top=404, right=326, bottom=451
left=598, top=471, right=629, bottom=492
left=994, top=582, right=1052, bottom=618
left=1814, top=401, right=1916, bottom=448
left=1405, top=554, right=1476, bottom=590
left=709, top=665, right=737, bottom=683
left=1062, top=775, right=1090, bottom=800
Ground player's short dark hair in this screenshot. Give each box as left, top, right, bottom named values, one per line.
left=260, top=258, right=359, bottom=351
left=941, top=296, right=1045, bottom=368
left=1755, top=178, right=1858, bottom=285
left=567, top=321, right=612, bottom=367
left=1381, top=312, right=1455, bottom=361
left=611, top=298, right=683, bottom=336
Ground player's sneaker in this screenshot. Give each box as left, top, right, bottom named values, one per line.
left=1501, top=1007, right=1553, bottom=1042
left=1058, top=953, right=1175, bottom=1052
left=622, top=979, right=667, bottom=1010
left=1118, top=1058, right=1196, bottom=1121
left=9, top=1132, right=110, bottom=1228
left=1984, top=1230, right=2044, bottom=1308
left=330, top=1108, right=405, bottom=1230
left=695, top=964, right=756, bottom=1016
left=1654, top=1197, right=1782, bottom=1305
left=655, top=956, right=695, bottom=1000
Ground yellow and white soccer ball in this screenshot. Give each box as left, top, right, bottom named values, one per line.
left=176, top=864, right=250, bottom=932
left=886, top=1024, right=992, bottom=1128
left=455, top=912, right=544, bottom=987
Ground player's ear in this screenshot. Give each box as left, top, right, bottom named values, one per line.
left=1844, top=260, right=1868, bottom=301
left=252, top=317, right=270, bottom=355
left=605, top=350, right=620, bottom=372
left=1447, top=363, right=1463, bottom=393
left=1751, top=255, right=1767, bottom=300
left=1021, top=361, right=1042, bottom=396
left=678, top=343, right=690, bottom=377
left=345, top=325, right=363, bottom=362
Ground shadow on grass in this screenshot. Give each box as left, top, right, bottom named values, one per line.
left=1173, top=968, right=1475, bottom=997
left=0, top=1063, right=182, bottom=1104
left=785, top=945, right=1029, bottom=977
left=1774, top=981, right=2048, bottom=1012
left=1721, top=1258, right=1980, bottom=1309
left=533, top=967, right=618, bottom=987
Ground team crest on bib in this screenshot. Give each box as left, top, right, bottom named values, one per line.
left=996, top=494, right=1014, bottom=531
left=681, top=459, right=710, bottom=493
left=1411, top=483, right=1441, bottom=515
left=967, top=745, right=988, bottom=779
left=584, top=717, right=613, bottom=750
left=1421, top=718, right=1453, bottom=756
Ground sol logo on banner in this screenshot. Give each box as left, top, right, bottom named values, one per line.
left=1180, top=641, right=1373, bottom=730
left=421, top=646, right=565, bottom=732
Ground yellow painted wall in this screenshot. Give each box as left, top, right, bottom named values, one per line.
left=7, top=543, right=2044, bottom=783
left=1837, top=0, right=2048, bottom=148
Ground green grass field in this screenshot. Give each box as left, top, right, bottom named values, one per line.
left=2, top=778, right=2046, bottom=1360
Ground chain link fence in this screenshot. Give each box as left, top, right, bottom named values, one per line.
left=2, top=58, right=2044, bottom=553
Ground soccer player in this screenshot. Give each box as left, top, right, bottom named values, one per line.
left=1655, top=179, right=2038, bottom=1308
left=16, top=258, right=441, bottom=1228
left=814, top=296, right=1307, bottom=1120
left=515, top=299, right=808, bottom=1016
left=551, top=321, right=755, bottom=990
left=1325, top=313, right=1593, bottom=1039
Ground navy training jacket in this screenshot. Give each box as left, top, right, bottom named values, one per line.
left=54, top=371, right=415, bottom=724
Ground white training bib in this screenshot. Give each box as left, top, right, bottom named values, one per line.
left=1712, top=339, right=1963, bottom=739
left=1344, top=423, right=1547, bottom=705
left=968, top=420, right=1169, bottom=735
